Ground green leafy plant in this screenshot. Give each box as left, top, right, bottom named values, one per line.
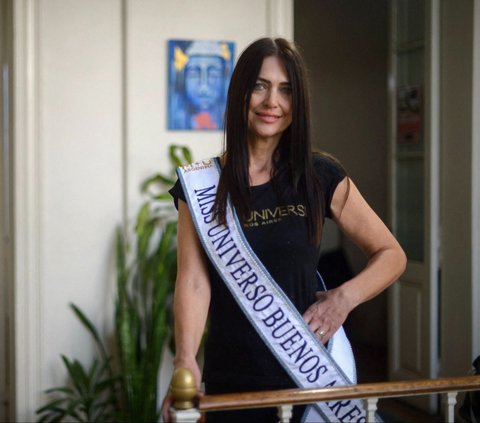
left=36, top=304, right=120, bottom=423
left=37, top=145, right=193, bottom=422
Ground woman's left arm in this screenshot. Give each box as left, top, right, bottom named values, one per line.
left=303, top=177, right=407, bottom=342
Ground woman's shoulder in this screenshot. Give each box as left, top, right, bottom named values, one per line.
left=312, top=151, right=346, bottom=179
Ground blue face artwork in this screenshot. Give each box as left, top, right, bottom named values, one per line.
left=168, top=40, right=235, bottom=131
left=184, top=56, right=225, bottom=112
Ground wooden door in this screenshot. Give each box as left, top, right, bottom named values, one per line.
left=388, top=0, right=440, bottom=413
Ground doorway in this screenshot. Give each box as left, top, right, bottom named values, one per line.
left=294, top=0, right=390, bottom=383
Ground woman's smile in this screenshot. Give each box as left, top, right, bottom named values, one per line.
left=256, top=111, right=282, bottom=123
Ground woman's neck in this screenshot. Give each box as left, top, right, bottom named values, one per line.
left=248, top=138, right=279, bottom=186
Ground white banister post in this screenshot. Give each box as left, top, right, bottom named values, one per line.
left=169, top=368, right=201, bottom=423
left=366, top=398, right=379, bottom=422
left=277, top=404, right=293, bottom=423
left=444, top=391, right=457, bottom=423
left=170, top=407, right=201, bottom=423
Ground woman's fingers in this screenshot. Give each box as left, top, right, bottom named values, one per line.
left=303, top=289, right=350, bottom=343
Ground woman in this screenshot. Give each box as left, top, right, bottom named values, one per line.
left=167, top=37, right=406, bottom=422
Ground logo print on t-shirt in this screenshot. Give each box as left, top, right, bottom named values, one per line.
left=244, top=204, right=306, bottom=227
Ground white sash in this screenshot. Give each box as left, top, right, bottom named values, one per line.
left=177, top=158, right=370, bottom=422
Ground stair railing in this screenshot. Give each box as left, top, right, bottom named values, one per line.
left=169, top=369, right=480, bottom=422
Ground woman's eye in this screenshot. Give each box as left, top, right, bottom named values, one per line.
left=253, top=82, right=267, bottom=91
left=280, top=85, right=292, bottom=94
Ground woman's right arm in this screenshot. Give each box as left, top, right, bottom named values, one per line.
left=173, top=199, right=211, bottom=387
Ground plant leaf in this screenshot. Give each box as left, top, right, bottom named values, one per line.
left=168, top=144, right=184, bottom=168
left=181, top=145, right=193, bottom=164
left=43, top=386, right=75, bottom=395
left=69, top=304, right=110, bottom=366
left=151, top=193, right=174, bottom=201
left=140, top=174, right=176, bottom=194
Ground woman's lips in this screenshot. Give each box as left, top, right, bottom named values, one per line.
left=256, top=112, right=281, bottom=123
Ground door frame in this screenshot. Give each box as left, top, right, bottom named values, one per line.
left=12, top=1, right=43, bottom=421
left=472, top=0, right=480, bottom=359
left=0, top=0, right=15, bottom=420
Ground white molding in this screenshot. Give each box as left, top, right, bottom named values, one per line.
left=472, top=0, right=480, bottom=359
left=13, top=0, right=42, bottom=421
left=266, top=0, right=294, bottom=40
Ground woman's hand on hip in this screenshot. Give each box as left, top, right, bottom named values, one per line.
left=303, top=287, right=354, bottom=343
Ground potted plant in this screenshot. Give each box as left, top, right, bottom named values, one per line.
left=37, top=145, right=192, bottom=422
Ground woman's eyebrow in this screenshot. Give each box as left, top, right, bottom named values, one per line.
left=256, top=77, right=270, bottom=83
left=256, top=77, right=291, bottom=85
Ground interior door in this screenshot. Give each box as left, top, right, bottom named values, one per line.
left=388, top=0, right=440, bottom=413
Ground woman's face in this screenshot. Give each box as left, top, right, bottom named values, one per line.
left=247, top=56, right=293, bottom=144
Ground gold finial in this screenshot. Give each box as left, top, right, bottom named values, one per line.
left=170, top=368, right=197, bottom=410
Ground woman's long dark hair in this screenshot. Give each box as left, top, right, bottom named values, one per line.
left=214, top=37, right=325, bottom=245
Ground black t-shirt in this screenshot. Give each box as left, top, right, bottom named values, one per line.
left=169, top=154, right=345, bottom=392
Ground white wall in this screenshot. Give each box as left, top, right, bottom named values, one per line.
left=13, top=0, right=292, bottom=420
left=126, top=0, right=268, bottom=215
left=40, top=0, right=124, bottom=365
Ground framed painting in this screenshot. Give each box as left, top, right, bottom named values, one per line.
left=168, top=39, right=235, bottom=130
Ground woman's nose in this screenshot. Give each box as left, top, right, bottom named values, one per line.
left=263, top=88, right=279, bottom=107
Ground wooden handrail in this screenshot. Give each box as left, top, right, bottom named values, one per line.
left=199, top=375, right=480, bottom=412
